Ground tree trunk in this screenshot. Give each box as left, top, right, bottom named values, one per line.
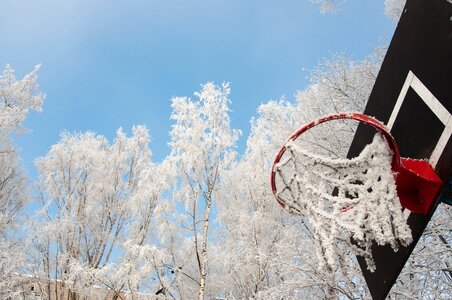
left=198, top=193, right=212, bottom=300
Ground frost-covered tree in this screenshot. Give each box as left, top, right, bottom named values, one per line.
left=294, top=48, right=384, bottom=158
left=217, top=100, right=314, bottom=299
left=0, top=64, right=45, bottom=298
left=160, top=82, right=240, bottom=299
left=390, top=204, right=452, bottom=299
left=30, top=126, right=164, bottom=298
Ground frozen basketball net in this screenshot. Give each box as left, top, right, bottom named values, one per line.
left=270, top=113, right=442, bottom=272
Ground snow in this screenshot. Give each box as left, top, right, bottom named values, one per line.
left=275, top=133, right=412, bottom=272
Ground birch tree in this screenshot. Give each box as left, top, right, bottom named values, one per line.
left=166, top=82, right=239, bottom=299
left=0, top=64, right=45, bottom=298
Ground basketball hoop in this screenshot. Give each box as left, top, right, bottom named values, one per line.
left=270, top=112, right=443, bottom=271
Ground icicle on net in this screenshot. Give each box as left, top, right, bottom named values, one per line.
left=274, top=133, right=412, bottom=272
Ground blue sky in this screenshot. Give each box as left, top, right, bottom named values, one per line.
left=1, top=0, right=396, bottom=177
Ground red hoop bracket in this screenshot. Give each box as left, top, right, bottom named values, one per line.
left=270, top=113, right=443, bottom=215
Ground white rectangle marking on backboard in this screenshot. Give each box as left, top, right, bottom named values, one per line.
left=409, top=75, right=450, bottom=124
left=388, top=70, right=451, bottom=168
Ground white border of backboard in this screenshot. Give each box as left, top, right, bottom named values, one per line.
left=387, top=70, right=452, bottom=168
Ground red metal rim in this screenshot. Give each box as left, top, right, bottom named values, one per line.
left=270, top=112, right=401, bottom=208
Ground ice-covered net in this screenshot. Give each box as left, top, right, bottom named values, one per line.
left=272, top=123, right=412, bottom=272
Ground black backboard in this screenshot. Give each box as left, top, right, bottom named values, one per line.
left=347, top=0, right=452, bottom=299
